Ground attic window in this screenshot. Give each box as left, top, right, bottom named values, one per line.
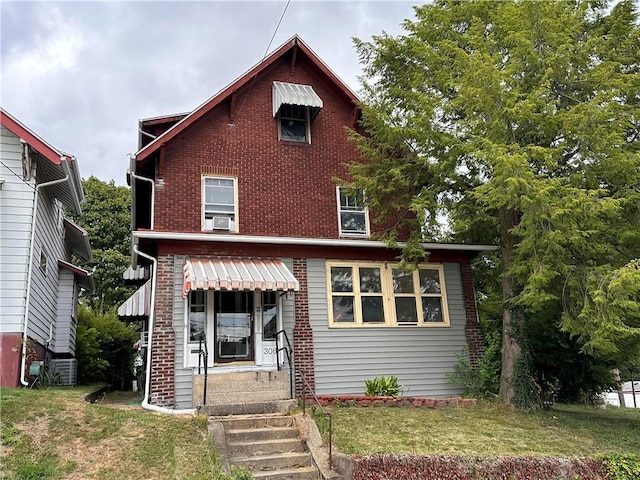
left=272, top=81, right=323, bottom=144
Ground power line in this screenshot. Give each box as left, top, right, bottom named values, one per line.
left=237, top=0, right=292, bottom=118
left=0, top=160, right=36, bottom=192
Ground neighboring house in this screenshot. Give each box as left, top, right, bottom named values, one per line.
left=0, top=108, right=93, bottom=387
left=604, top=381, right=640, bottom=409
left=119, top=35, right=494, bottom=411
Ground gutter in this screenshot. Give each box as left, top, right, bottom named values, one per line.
left=20, top=156, right=70, bottom=386
left=134, top=243, right=195, bottom=415
left=132, top=230, right=497, bottom=252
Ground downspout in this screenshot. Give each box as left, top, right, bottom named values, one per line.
left=134, top=243, right=195, bottom=414
left=20, top=156, right=70, bottom=386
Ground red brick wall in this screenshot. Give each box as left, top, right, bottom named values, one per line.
left=149, top=255, right=176, bottom=407
left=460, top=261, right=485, bottom=368
left=293, top=258, right=315, bottom=396
left=0, top=333, right=24, bottom=387
left=151, top=55, right=368, bottom=239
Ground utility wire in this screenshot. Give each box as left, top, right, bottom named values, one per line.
left=236, top=0, right=291, bottom=118
left=0, top=160, right=36, bottom=192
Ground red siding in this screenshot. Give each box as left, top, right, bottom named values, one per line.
left=152, top=56, right=366, bottom=239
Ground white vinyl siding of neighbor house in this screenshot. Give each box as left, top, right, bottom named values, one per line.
left=0, top=125, right=34, bottom=335
left=308, top=258, right=466, bottom=398
left=55, top=269, right=77, bottom=355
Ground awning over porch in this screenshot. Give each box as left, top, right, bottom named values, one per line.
left=117, top=280, right=151, bottom=318
left=182, top=257, right=299, bottom=298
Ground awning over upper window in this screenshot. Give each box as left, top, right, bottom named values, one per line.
left=182, top=257, right=299, bottom=298
left=63, top=218, right=92, bottom=263
left=58, top=260, right=95, bottom=292
left=272, top=81, right=323, bottom=118
left=117, top=280, right=151, bottom=318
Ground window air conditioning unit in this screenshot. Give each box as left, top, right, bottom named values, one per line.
left=50, top=359, right=77, bottom=386
left=210, top=216, right=231, bottom=230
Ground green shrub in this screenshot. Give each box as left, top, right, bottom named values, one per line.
left=602, top=453, right=640, bottom=480
left=365, top=375, right=401, bottom=397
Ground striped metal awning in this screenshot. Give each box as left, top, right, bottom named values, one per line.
left=117, top=280, right=151, bottom=318
left=182, top=257, right=299, bottom=298
left=272, top=81, right=323, bottom=117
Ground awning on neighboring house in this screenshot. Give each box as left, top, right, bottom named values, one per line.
left=182, top=257, right=299, bottom=298
left=272, top=81, right=323, bottom=118
left=123, top=265, right=151, bottom=282
left=58, top=260, right=94, bottom=292
left=63, top=218, right=92, bottom=263
left=118, top=280, right=151, bottom=318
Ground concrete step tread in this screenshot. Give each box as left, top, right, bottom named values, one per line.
left=227, top=426, right=298, bottom=435
left=228, top=437, right=303, bottom=447
left=231, top=452, right=310, bottom=462
left=251, top=466, right=319, bottom=479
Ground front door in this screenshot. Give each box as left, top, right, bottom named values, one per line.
left=214, top=291, right=254, bottom=363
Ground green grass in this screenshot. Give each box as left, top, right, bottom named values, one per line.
left=0, top=386, right=244, bottom=480
left=317, top=401, right=640, bottom=457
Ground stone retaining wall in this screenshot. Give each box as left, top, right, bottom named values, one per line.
left=308, top=395, right=477, bottom=408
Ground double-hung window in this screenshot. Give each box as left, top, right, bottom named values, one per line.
left=203, top=176, right=237, bottom=232
left=337, top=186, right=369, bottom=237
left=278, top=105, right=310, bottom=143
left=327, top=262, right=449, bottom=327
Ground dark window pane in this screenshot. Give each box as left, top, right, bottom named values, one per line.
left=217, top=313, right=251, bottom=358
left=280, top=118, right=307, bottom=142
left=340, top=212, right=366, bottom=234
left=419, top=269, right=441, bottom=293
left=392, top=269, right=414, bottom=293
left=332, top=296, right=354, bottom=322
left=189, top=291, right=206, bottom=341
left=359, top=267, right=381, bottom=293
left=422, top=297, right=444, bottom=323
left=362, top=297, right=385, bottom=323
left=331, top=267, right=353, bottom=292
left=395, top=297, right=418, bottom=323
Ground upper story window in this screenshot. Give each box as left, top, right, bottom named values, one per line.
left=203, top=176, right=237, bottom=232
left=337, top=186, right=369, bottom=237
left=327, top=262, right=450, bottom=327
left=272, top=81, right=323, bottom=144
left=39, top=248, right=48, bottom=276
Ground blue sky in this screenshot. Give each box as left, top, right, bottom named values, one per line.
left=1, top=1, right=417, bottom=184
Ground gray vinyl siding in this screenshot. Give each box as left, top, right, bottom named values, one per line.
left=55, top=269, right=76, bottom=355
left=172, top=255, right=193, bottom=409
left=0, top=126, right=33, bottom=334
left=308, top=259, right=466, bottom=398
left=27, top=187, right=65, bottom=345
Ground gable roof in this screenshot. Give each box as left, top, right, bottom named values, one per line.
left=0, top=108, right=85, bottom=214
left=134, top=35, right=360, bottom=163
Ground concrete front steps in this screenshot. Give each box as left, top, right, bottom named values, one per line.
left=211, top=414, right=319, bottom=480
left=194, top=370, right=294, bottom=415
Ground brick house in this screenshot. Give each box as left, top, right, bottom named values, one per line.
left=119, top=36, right=492, bottom=411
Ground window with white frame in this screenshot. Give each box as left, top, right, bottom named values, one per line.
left=203, top=176, right=237, bottom=232
left=337, top=186, right=369, bottom=237
left=278, top=105, right=310, bottom=143
left=326, top=262, right=449, bottom=327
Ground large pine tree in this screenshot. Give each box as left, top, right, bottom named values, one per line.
left=349, top=0, right=640, bottom=406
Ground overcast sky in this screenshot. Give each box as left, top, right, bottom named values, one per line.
left=1, top=1, right=417, bottom=184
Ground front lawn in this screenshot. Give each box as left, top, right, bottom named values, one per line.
left=0, top=386, right=246, bottom=480
left=320, top=402, right=640, bottom=457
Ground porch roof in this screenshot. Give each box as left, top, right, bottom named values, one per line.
left=117, top=280, right=151, bottom=318
left=182, top=257, right=299, bottom=298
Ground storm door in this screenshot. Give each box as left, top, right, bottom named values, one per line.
left=187, top=290, right=214, bottom=368
left=257, top=291, right=281, bottom=367
left=214, top=291, right=254, bottom=363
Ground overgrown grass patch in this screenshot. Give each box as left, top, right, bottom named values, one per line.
left=0, top=387, right=243, bottom=480
left=320, top=401, right=640, bottom=457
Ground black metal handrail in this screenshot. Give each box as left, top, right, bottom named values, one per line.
left=197, top=334, right=208, bottom=405
left=298, top=369, right=333, bottom=470
left=274, top=329, right=294, bottom=399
